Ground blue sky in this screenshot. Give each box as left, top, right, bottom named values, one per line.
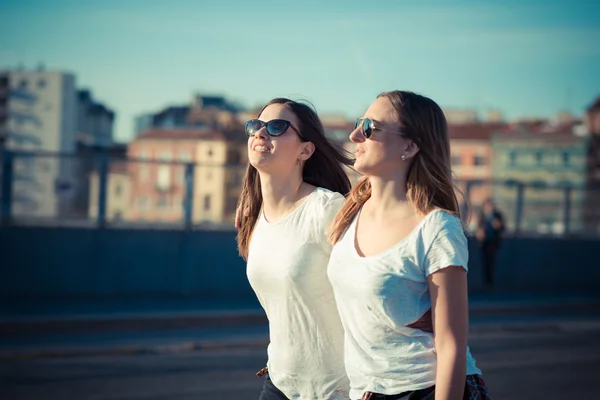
left=1, top=0, right=599, bottom=142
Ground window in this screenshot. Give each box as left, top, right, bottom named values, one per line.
left=530, top=180, right=546, bottom=189
left=509, top=151, right=517, bottom=166
left=37, top=79, right=46, bottom=89
left=473, top=155, right=486, bottom=166
left=204, top=195, right=212, bottom=211
left=18, top=79, right=27, bottom=90
left=225, top=169, right=241, bottom=186
left=178, top=152, right=192, bottom=162
left=157, top=165, right=171, bottom=189
left=138, top=197, right=149, bottom=210
left=557, top=180, right=572, bottom=189
left=159, top=151, right=172, bottom=162
left=227, top=149, right=241, bottom=164
left=178, top=167, right=186, bottom=184
left=226, top=196, right=238, bottom=214
left=139, top=151, right=151, bottom=160
left=157, top=196, right=168, bottom=209
left=207, top=147, right=213, bottom=157
left=451, top=154, right=461, bottom=165
left=535, top=151, right=543, bottom=166
left=562, top=152, right=570, bottom=167
left=172, top=195, right=181, bottom=210
left=114, top=183, right=122, bottom=197
left=139, top=165, right=149, bottom=182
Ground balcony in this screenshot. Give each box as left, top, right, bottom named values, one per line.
left=155, top=183, right=173, bottom=193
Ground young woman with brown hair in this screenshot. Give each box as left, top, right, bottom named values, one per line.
left=237, top=98, right=352, bottom=399
left=327, top=91, right=490, bottom=400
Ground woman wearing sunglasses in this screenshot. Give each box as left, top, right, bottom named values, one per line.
left=237, top=98, right=353, bottom=399
left=327, top=91, right=490, bottom=400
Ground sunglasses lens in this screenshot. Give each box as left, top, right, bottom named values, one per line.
left=266, top=120, right=289, bottom=136
left=362, top=118, right=373, bottom=139
left=245, top=120, right=263, bottom=136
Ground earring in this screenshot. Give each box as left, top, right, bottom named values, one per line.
left=401, top=154, right=407, bottom=161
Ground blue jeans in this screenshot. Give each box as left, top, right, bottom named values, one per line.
left=362, top=374, right=490, bottom=399
left=259, top=374, right=289, bottom=400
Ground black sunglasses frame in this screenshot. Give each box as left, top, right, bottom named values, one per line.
left=245, top=119, right=302, bottom=138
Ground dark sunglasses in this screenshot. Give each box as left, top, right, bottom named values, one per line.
left=245, top=119, right=301, bottom=138
left=354, top=117, right=403, bottom=139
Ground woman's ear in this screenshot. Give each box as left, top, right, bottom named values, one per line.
left=298, top=142, right=316, bottom=161
left=404, top=140, right=419, bottom=159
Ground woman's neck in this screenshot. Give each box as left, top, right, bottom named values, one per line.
left=259, top=172, right=314, bottom=222
left=364, top=175, right=416, bottom=220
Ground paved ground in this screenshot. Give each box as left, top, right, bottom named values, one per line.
left=1, top=293, right=599, bottom=399
left=1, top=314, right=600, bottom=400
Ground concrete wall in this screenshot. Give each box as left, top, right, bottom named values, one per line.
left=466, top=235, right=599, bottom=291
left=0, top=227, right=251, bottom=299
left=1, top=226, right=598, bottom=300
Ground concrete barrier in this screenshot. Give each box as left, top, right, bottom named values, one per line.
left=1, top=226, right=598, bottom=300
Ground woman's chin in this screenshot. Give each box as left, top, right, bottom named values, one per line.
left=353, top=160, right=369, bottom=174
left=249, top=155, right=270, bottom=168
left=249, top=159, right=275, bottom=173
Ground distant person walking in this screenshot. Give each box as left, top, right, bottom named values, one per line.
left=236, top=98, right=353, bottom=399
left=476, top=198, right=505, bottom=289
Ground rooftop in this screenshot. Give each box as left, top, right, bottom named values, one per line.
left=135, top=128, right=226, bottom=141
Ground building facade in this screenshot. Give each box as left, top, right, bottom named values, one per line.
left=91, top=128, right=247, bottom=225
left=76, top=89, right=115, bottom=148
left=448, top=122, right=507, bottom=228
left=0, top=69, right=78, bottom=218
left=491, top=131, right=589, bottom=234
left=88, top=163, right=131, bottom=222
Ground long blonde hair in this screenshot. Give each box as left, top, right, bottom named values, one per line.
left=329, top=90, right=460, bottom=244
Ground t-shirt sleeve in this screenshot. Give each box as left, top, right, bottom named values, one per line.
left=317, top=192, right=346, bottom=253
left=422, top=212, right=469, bottom=277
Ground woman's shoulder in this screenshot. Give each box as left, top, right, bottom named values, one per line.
left=306, top=188, right=345, bottom=227
left=312, top=187, right=345, bottom=206
left=421, top=209, right=465, bottom=240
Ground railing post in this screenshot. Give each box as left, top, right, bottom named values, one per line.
left=563, top=186, right=572, bottom=235
left=183, top=162, right=195, bottom=230
left=97, top=155, right=109, bottom=228
left=1, top=149, right=13, bottom=226
left=514, top=182, right=524, bottom=234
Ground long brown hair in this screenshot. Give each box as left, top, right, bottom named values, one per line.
left=329, top=90, right=460, bottom=244
left=237, top=98, right=353, bottom=259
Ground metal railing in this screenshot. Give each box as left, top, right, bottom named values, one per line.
left=458, top=179, right=600, bottom=237
left=1, top=149, right=599, bottom=236
left=0, top=150, right=246, bottom=229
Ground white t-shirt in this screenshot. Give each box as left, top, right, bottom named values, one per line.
left=327, top=209, right=482, bottom=400
left=246, top=187, right=350, bottom=400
